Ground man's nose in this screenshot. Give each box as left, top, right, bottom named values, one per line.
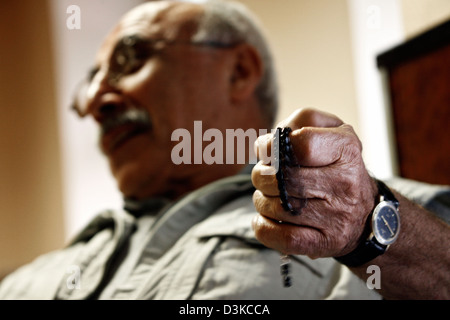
left=85, top=70, right=126, bottom=122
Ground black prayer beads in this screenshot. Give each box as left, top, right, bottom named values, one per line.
left=274, top=127, right=299, bottom=287
left=274, top=127, right=298, bottom=215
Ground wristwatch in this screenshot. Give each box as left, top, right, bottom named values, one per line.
left=334, top=179, right=400, bottom=267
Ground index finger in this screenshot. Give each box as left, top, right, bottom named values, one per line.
left=255, top=124, right=361, bottom=168
left=276, top=108, right=344, bottom=130
left=254, top=108, right=345, bottom=164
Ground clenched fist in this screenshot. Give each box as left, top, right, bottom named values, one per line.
left=251, top=108, right=379, bottom=258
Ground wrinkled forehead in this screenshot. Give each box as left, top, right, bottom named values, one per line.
left=95, top=1, right=204, bottom=62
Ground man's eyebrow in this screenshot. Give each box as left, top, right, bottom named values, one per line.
left=118, top=33, right=146, bottom=43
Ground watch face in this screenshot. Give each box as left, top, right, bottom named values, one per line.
left=372, top=201, right=400, bottom=245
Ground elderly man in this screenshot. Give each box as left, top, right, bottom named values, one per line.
left=0, top=0, right=448, bottom=300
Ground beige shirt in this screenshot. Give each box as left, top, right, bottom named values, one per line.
left=4, top=173, right=420, bottom=300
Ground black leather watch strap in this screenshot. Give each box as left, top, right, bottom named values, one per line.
left=334, top=234, right=387, bottom=267
left=376, top=179, right=399, bottom=208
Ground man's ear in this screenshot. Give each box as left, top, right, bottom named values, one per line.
left=229, top=43, right=263, bottom=103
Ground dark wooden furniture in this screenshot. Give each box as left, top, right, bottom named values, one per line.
left=377, top=19, right=450, bottom=186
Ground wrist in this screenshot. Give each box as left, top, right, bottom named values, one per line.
left=334, top=179, right=401, bottom=267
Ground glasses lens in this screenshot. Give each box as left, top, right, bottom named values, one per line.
left=110, top=36, right=151, bottom=78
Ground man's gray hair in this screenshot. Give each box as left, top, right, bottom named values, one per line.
left=191, top=0, right=278, bottom=127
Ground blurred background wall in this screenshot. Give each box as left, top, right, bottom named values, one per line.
left=1, top=0, right=449, bottom=280
left=0, top=0, right=65, bottom=280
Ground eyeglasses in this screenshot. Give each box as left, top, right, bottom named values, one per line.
left=71, top=35, right=239, bottom=117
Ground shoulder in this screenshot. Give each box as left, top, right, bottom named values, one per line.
left=0, top=209, right=132, bottom=300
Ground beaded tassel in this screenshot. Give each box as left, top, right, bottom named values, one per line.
left=280, top=254, right=292, bottom=287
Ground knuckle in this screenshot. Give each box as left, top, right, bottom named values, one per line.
left=251, top=162, right=276, bottom=187
left=250, top=164, right=265, bottom=190
left=340, top=124, right=362, bottom=151
left=251, top=191, right=263, bottom=212
left=252, top=218, right=267, bottom=242
left=295, top=127, right=313, bottom=155
left=338, top=174, right=360, bottom=204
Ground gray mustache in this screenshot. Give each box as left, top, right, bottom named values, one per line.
left=100, top=108, right=152, bottom=135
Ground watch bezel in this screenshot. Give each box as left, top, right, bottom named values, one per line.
left=371, top=201, right=400, bottom=245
